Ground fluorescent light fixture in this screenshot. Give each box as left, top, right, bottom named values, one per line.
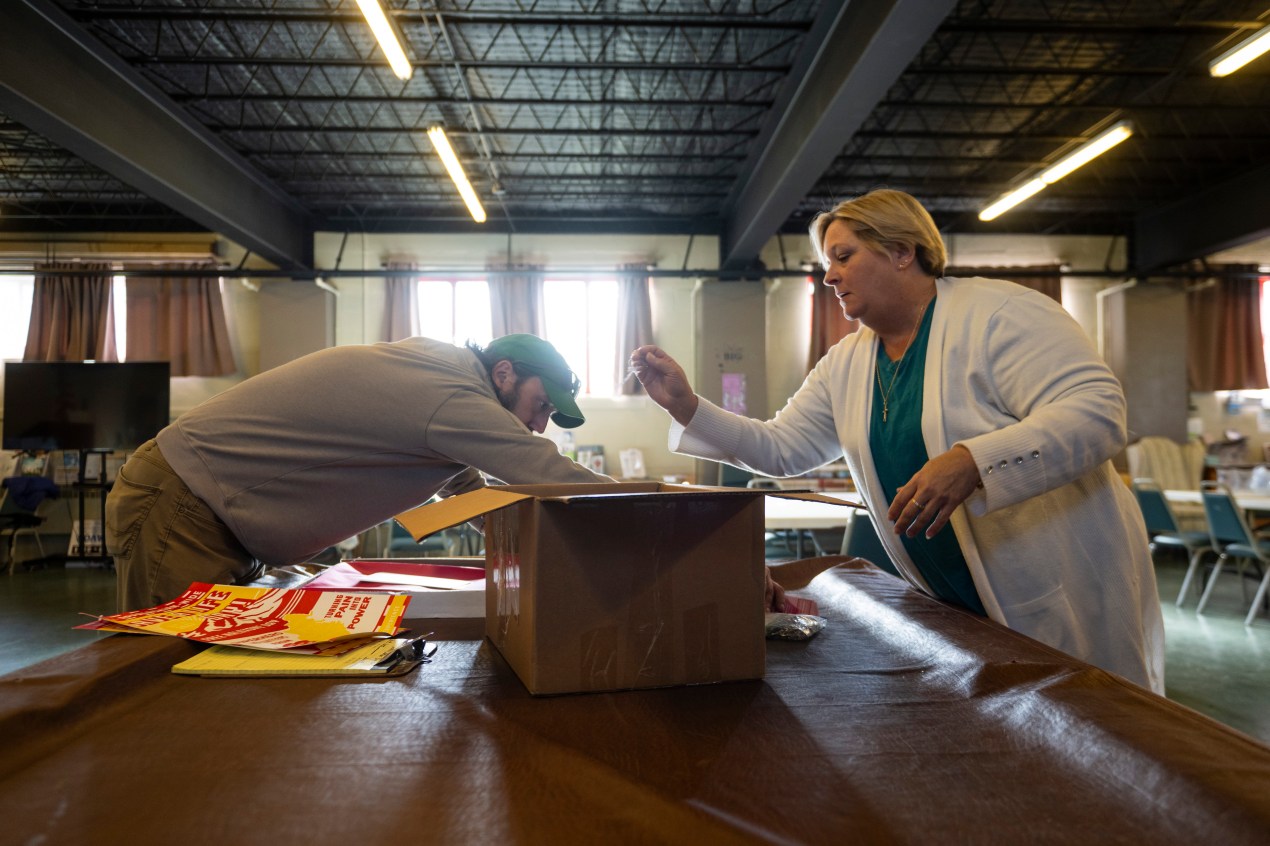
left=979, top=179, right=1047, bottom=223
left=427, top=126, right=488, bottom=223
left=1038, top=122, right=1134, bottom=183
left=979, top=120, right=1133, bottom=221
left=1210, top=23, right=1270, bottom=77
left=355, top=0, right=412, bottom=80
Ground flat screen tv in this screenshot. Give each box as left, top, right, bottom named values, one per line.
left=2, top=361, right=171, bottom=451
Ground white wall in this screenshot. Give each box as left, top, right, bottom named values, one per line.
left=765, top=275, right=814, bottom=416
left=1101, top=283, right=1190, bottom=443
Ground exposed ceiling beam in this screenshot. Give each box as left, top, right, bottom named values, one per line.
left=172, top=94, right=775, bottom=109
left=316, top=216, right=723, bottom=236
left=719, top=0, right=959, bottom=270
left=0, top=0, right=313, bottom=270
left=937, top=18, right=1265, bottom=34
left=1133, top=162, right=1270, bottom=272
left=133, top=57, right=791, bottom=73
left=208, top=125, right=760, bottom=138
left=67, top=8, right=812, bottom=30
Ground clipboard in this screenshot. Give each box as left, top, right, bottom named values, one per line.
left=171, top=635, right=435, bottom=678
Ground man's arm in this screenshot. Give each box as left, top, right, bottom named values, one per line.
left=438, top=466, right=486, bottom=498
left=426, top=389, right=614, bottom=487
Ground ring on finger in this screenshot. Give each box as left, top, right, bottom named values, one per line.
left=913, top=500, right=925, bottom=510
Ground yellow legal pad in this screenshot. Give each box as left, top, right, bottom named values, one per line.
left=172, top=637, right=426, bottom=678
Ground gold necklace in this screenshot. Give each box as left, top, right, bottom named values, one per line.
left=875, top=300, right=930, bottom=423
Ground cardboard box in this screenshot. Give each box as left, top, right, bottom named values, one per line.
left=395, top=482, right=853, bottom=695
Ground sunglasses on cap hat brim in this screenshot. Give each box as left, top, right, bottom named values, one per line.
left=512, top=360, right=581, bottom=396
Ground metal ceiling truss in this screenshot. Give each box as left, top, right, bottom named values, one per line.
left=0, top=0, right=1267, bottom=271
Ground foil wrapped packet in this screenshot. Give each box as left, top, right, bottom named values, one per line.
left=764, top=612, right=827, bottom=641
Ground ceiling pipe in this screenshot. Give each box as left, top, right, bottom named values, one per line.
left=1095, top=278, right=1139, bottom=361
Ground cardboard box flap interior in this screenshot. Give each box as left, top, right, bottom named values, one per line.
left=395, top=487, right=534, bottom=540
left=394, top=482, right=674, bottom=540
left=546, top=485, right=863, bottom=503
left=768, top=490, right=864, bottom=508
left=507, top=483, right=862, bottom=509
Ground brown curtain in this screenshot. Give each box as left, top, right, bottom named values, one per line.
left=808, top=271, right=858, bottom=371
left=616, top=263, right=654, bottom=395
left=23, top=262, right=118, bottom=361
left=949, top=264, right=1063, bottom=302
left=1188, top=265, right=1268, bottom=391
left=124, top=265, right=237, bottom=377
left=384, top=262, right=420, bottom=342
left=488, top=263, right=545, bottom=337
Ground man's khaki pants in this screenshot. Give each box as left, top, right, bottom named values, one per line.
left=106, top=439, right=260, bottom=612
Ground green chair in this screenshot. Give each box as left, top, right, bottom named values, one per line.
left=1131, top=478, right=1215, bottom=607
left=1196, top=482, right=1270, bottom=626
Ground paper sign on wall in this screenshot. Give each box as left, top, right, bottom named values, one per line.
left=722, top=372, right=747, bottom=415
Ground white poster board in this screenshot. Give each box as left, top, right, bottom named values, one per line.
left=68, top=520, right=104, bottom=557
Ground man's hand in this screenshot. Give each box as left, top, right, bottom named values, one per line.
left=630, top=345, right=699, bottom=426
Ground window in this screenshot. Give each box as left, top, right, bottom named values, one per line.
left=0, top=276, right=35, bottom=361
left=414, top=276, right=622, bottom=396
left=417, top=279, right=492, bottom=347
left=0, top=274, right=128, bottom=361
left=543, top=278, right=619, bottom=396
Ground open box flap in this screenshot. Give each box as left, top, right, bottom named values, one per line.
left=540, top=483, right=761, bottom=504
left=393, top=483, right=684, bottom=540
left=520, top=480, right=858, bottom=500
left=394, top=483, right=864, bottom=542
left=395, top=488, right=534, bottom=541
left=768, top=490, right=864, bottom=508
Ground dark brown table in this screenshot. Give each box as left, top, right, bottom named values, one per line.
left=3, top=561, right=1269, bottom=844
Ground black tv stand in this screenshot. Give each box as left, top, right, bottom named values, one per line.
left=68, top=448, right=113, bottom=567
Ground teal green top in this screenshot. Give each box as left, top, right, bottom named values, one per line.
left=868, top=299, right=986, bottom=616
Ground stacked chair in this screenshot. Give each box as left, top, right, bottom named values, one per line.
left=1126, top=436, right=1207, bottom=531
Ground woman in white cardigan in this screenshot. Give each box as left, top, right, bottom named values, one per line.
left=632, top=189, right=1164, bottom=693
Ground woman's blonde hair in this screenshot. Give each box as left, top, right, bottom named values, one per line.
left=809, top=189, right=947, bottom=277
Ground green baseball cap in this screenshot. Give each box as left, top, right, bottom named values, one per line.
left=485, top=334, right=585, bottom=428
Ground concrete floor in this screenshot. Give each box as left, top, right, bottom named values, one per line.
left=0, top=562, right=117, bottom=674
left=2, top=552, right=1268, bottom=745
left=1154, top=552, right=1270, bottom=743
